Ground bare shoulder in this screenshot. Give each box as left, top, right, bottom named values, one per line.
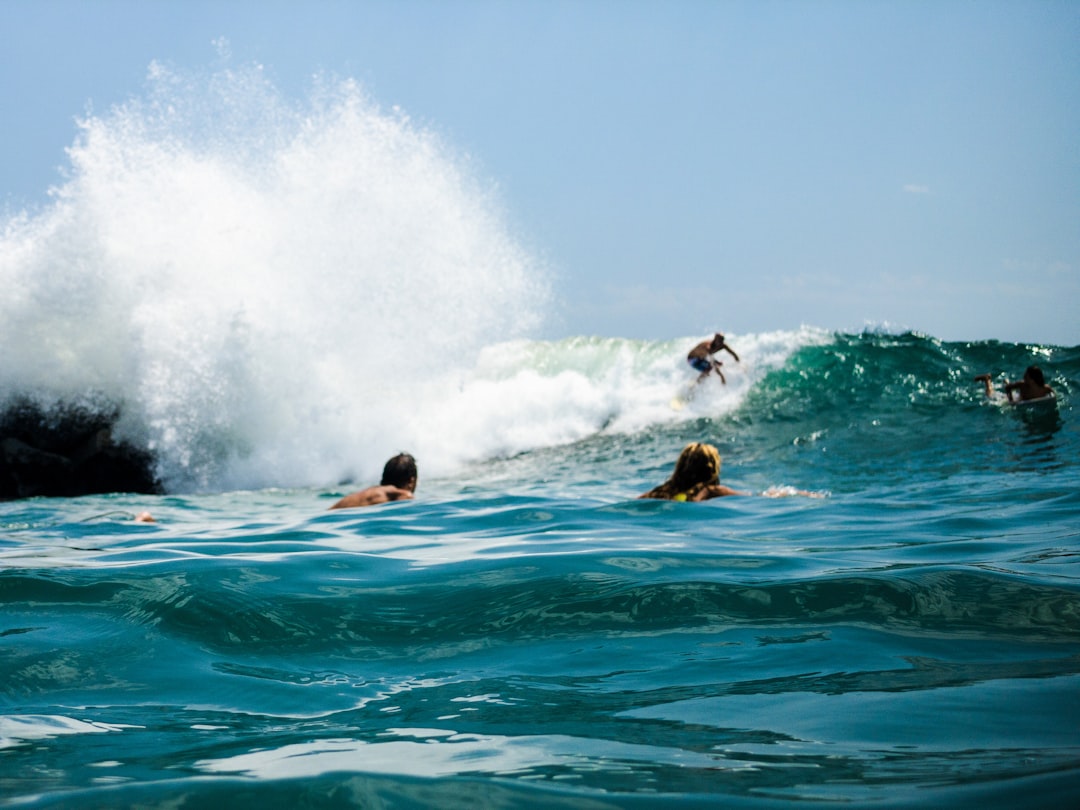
left=697, top=485, right=746, bottom=500
left=330, top=485, right=412, bottom=510
left=329, top=487, right=383, bottom=509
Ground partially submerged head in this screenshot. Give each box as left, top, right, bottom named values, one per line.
left=639, top=442, right=724, bottom=501
left=1024, top=365, right=1046, bottom=386
left=670, top=442, right=722, bottom=491
left=381, top=453, right=418, bottom=491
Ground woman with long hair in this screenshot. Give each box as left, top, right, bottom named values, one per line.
left=640, top=442, right=821, bottom=501
left=639, top=442, right=745, bottom=502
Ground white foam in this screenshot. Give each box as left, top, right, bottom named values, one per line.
left=397, top=328, right=829, bottom=478
left=0, top=63, right=548, bottom=491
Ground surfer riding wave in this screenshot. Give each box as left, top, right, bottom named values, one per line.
left=687, top=332, right=739, bottom=384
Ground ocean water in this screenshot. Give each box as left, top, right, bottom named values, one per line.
left=3, top=64, right=1080, bottom=808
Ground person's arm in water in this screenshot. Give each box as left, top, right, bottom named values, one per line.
left=698, top=485, right=823, bottom=500
left=1003, top=380, right=1050, bottom=402
left=1003, top=377, right=1039, bottom=402
left=696, top=484, right=748, bottom=499
left=330, top=484, right=414, bottom=510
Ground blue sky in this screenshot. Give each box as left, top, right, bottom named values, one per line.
left=2, top=0, right=1078, bottom=345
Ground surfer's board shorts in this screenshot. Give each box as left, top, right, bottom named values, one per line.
left=688, top=357, right=712, bottom=373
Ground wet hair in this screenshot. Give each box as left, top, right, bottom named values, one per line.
left=641, top=442, right=722, bottom=500
left=1025, top=365, right=1046, bottom=386
left=380, top=453, right=417, bottom=488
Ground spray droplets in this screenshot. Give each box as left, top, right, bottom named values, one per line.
left=1, top=61, right=549, bottom=491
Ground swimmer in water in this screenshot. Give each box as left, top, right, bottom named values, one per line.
left=329, top=453, right=418, bottom=509
left=639, top=442, right=822, bottom=502
left=974, top=365, right=1054, bottom=403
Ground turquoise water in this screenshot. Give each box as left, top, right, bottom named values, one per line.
left=2, top=65, right=1077, bottom=806
left=3, top=332, right=1079, bottom=808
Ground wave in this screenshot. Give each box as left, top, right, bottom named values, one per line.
left=0, top=56, right=831, bottom=494
left=0, top=62, right=549, bottom=493
left=3, top=60, right=1076, bottom=496
left=6, top=552, right=1079, bottom=669
left=749, top=331, right=1079, bottom=415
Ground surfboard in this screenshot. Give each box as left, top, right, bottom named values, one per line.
left=1012, top=392, right=1057, bottom=408
left=991, top=391, right=1057, bottom=408
left=670, top=384, right=697, bottom=411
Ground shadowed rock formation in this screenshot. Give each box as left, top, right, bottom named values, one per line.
left=0, top=397, right=160, bottom=499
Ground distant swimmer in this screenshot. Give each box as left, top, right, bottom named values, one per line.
left=974, top=366, right=1054, bottom=403
left=329, top=453, right=418, bottom=509
left=639, top=442, right=822, bottom=502
left=687, top=333, right=739, bottom=384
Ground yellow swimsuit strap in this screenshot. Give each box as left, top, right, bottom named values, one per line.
left=673, top=493, right=688, bottom=502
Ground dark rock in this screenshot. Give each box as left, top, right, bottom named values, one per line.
left=0, top=396, right=160, bottom=499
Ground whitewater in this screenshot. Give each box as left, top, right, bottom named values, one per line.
left=2, top=63, right=1079, bottom=808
